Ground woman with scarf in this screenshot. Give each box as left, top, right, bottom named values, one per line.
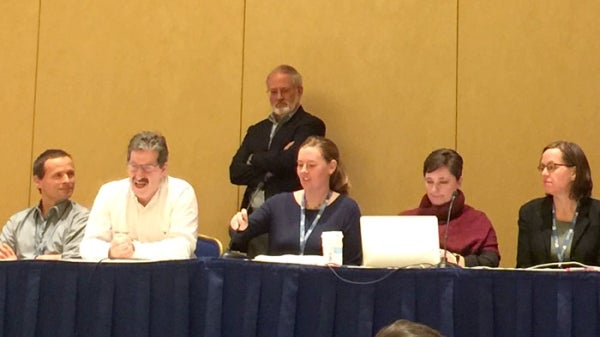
left=401, top=148, right=500, bottom=267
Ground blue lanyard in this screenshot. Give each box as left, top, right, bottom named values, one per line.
left=34, top=207, right=53, bottom=256
left=299, top=191, right=332, bottom=255
left=35, top=218, right=48, bottom=256
left=551, top=203, right=579, bottom=262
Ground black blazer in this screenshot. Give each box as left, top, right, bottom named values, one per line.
left=517, top=196, right=600, bottom=268
left=229, top=106, right=326, bottom=209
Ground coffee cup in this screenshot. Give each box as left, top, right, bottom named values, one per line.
left=321, top=231, right=344, bottom=265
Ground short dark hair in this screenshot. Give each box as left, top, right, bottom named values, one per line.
left=300, top=136, right=350, bottom=195
left=127, top=131, right=169, bottom=167
left=375, top=319, right=444, bottom=337
left=542, top=140, right=592, bottom=200
left=33, top=149, right=72, bottom=179
left=423, top=148, right=463, bottom=180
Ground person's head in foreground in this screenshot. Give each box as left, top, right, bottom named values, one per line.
left=375, top=319, right=444, bottom=337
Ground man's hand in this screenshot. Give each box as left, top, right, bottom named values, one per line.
left=35, top=254, right=62, bottom=261
left=283, top=141, right=295, bottom=151
left=109, top=233, right=135, bottom=259
left=0, top=243, right=18, bottom=261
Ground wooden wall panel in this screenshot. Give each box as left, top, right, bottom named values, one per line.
left=243, top=0, right=458, bottom=217
left=0, top=1, right=38, bottom=225
left=33, top=1, right=244, bottom=242
left=5, top=1, right=600, bottom=265
left=458, top=1, right=600, bottom=266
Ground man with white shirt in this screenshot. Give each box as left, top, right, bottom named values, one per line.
left=80, top=131, right=198, bottom=260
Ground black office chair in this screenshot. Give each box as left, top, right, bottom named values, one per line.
left=195, top=234, right=224, bottom=257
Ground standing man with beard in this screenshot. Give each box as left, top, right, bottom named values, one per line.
left=0, top=149, right=88, bottom=260
left=80, top=131, right=198, bottom=261
left=229, top=65, right=326, bottom=257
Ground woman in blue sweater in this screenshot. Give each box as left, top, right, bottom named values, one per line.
left=229, top=136, right=362, bottom=265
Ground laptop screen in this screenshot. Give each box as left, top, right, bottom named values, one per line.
left=360, top=215, right=440, bottom=268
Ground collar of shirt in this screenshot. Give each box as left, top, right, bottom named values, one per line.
left=34, top=199, right=72, bottom=221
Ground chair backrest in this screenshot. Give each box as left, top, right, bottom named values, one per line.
left=195, top=234, right=224, bottom=257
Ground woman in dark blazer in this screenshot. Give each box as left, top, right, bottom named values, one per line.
left=517, top=141, right=600, bottom=268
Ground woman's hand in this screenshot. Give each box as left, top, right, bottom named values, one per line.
left=230, top=209, right=248, bottom=231
left=440, top=249, right=465, bottom=267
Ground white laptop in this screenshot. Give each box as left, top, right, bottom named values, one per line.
left=360, top=215, right=440, bottom=268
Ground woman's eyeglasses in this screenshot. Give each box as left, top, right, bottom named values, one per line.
left=537, top=162, right=574, bottom=173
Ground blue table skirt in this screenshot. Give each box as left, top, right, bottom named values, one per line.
left=0, top=259, right=598, bottom=337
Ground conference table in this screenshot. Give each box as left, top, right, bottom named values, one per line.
left=0, top=258, right=599, bottom=337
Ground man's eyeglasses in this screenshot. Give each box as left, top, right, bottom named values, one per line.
left=127, top=163, right=160, bottom=173
left=537, top=162, right=574, bottom=173
left=267, top=87, right=292, bottom=97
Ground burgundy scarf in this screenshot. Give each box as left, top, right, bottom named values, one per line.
left=414, top=190, right=465, bottom=224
